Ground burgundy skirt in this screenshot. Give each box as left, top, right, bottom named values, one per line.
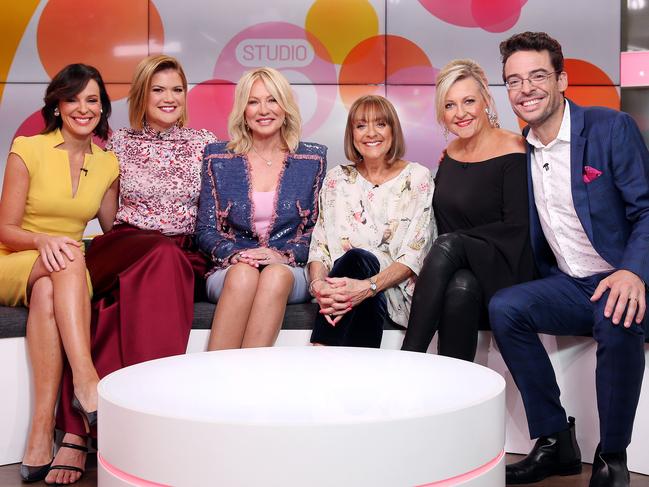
left=56, top=224, right=209, bottom=436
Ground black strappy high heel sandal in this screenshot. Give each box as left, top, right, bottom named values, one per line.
left=44, top=442, right=88, bottom=486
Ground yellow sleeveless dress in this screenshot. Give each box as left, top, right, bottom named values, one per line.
left=0, top=130, right=119, bottom=306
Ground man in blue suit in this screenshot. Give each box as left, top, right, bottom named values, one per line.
left=490, top=32, right=649, bottom=487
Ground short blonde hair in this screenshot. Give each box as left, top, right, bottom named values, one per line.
left=227, top=67, right=301, bottom=154
left=344, top=95, right=405, bottom=165
left=435, top=59, right=497, bottom=126
left=128, top=55, right=188, bottom=130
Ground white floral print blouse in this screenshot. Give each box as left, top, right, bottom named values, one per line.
left=308, top=162, right=436, bottom=327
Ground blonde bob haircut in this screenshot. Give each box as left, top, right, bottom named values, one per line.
left=128, top=55, right=188, bottom=130
left=435, top=59, right=497, bottom=126
left=227, top=67, right=301, bottom=154
left=344, top=95, right=405, bottom=165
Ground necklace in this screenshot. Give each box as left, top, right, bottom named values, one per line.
left=251, top=145, right=275, bottom=166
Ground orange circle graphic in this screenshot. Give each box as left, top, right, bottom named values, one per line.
left=37, top=0, right=164, bottom=100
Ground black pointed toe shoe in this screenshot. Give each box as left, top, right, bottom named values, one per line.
left=506, top=416, right=582, bottom=484
left=589, top=444, right=630, bottom=487
left=71, top=395, right=97, bottom=435
left=20, top=459, right=53, bottom=483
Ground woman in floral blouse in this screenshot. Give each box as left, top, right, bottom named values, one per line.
left=52, top=55, right=217, bottom=478
left=308, top=95, right=436, bottom=347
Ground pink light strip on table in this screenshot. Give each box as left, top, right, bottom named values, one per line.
left=101, top=450, right=503, bottom=486
left=621, top=51, right=649, bottom=87
left=415, top=450, right=505, bottom=487
left=98, top=453, right=171, bottom=487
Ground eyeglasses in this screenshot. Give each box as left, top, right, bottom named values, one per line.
left=505, top=71, right=560, bottom=91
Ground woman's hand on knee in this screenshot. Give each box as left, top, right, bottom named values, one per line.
left=315, top=277, right=373, bottom=325
left=314, top=281, right=350, bottom=326
left=34, top=235, right=82, bottom=272
left=229, top=252, right=259, bottom=267
left=325, top=277, right=372, bottom=309
left=238, top=248, right=287, bottom=267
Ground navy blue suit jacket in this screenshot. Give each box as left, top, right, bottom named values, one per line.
left=525, top=100, right=649, bottom=331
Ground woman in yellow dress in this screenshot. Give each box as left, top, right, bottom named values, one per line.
left=0, top=64, right=118, bottom=484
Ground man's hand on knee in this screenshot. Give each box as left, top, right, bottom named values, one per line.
left=591, top=270, right=646, bottom=327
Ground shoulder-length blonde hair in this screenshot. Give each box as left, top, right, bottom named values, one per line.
left=227, top=67, right=301, bottom=154
left=435, top=59, right=497, bottom=126
left=344, top=95, right=405, bottom=165
left=128, top=55, right=188, bottom=130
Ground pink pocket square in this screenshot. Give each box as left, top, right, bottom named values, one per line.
left=583, top=165, right=602, bottom=183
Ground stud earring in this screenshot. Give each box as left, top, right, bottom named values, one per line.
left=54, top=107, right=60, bottom=116
left=100, top=108, right=103, bottom=114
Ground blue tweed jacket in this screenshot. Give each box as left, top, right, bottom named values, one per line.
left=196, top=141, right=327, bottom=268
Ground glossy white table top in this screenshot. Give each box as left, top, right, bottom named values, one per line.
left=99, top=346, right=504, bottom=425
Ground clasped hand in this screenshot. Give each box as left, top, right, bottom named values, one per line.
left=591, top=269, right=646, bottom=327
left=229, top=247, right=287, bottom=267
left=312, top=277, right=371, bottom=326
left=35, top=235, right=81, bottom=272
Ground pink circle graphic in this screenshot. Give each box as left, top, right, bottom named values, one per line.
left=388, top=86, right=446, bottom=173
left=187, top=80, right=236, bottom=140
left=418, top=0, right=527, bottom=32
left=213, top=22, right=337, bottom=137
left=13, top=110, right=45, bottom=140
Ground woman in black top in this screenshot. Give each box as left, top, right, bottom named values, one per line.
left=401, top=59, right=534, bottom=360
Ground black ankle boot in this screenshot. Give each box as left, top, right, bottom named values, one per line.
left=589, top=444, right=630, bottom=487
left=506, top=416, right=582, bottom=484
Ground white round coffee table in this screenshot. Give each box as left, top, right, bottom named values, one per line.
left=97, top=347, right=505, bottom=486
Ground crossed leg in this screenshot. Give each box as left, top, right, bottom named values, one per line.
left=24, top=245, right=98, bottom=483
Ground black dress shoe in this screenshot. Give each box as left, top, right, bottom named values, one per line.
left=589, top=444, right=630, bottom=487
left=506, top=416, right=582, bottom=484
left=20, top=459, right=53, bottom=483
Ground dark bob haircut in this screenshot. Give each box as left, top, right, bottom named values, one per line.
left=41, top=63, right=112, bottom=140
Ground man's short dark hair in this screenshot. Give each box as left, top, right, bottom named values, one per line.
left=499, top=32, right=564, bottom=81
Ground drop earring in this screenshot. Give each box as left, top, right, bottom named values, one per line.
left=54, top=107, right=60, bottom=116
left=486, top=107, right=500, bottom=128
left=443, top=127, right=449, bottom=142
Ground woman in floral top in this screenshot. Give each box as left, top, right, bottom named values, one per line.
left=53, top=55, right=217, bottom=476
left=308, top=95, right=436, bottom=347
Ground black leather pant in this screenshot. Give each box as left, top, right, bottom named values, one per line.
left=402, top=233, right=483, bottom=361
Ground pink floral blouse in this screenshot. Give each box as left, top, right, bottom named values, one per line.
left=108, top=124, right=217, bottom=235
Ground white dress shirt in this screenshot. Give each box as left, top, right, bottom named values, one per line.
left=528, top=102, right=614, bottom=278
